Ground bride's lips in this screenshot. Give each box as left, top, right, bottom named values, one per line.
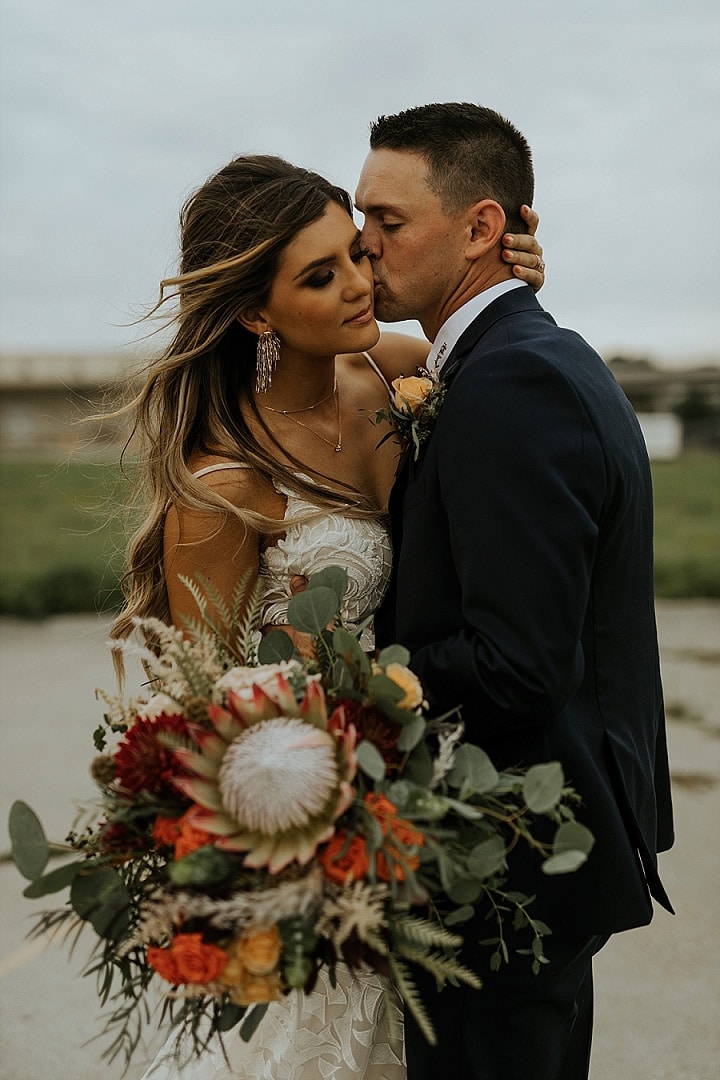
left=344, top=305, right=375, bottom=326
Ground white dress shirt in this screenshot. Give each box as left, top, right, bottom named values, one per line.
left=427, top=279, right=527, bottom=375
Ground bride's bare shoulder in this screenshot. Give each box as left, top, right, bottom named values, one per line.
left=340, top=332, right=429, bottom=381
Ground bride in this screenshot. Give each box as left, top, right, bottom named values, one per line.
left=110, top=153, right=544, bottom=1078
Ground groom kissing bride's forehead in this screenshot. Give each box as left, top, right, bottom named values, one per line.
left=359, top=103, right=674, bottom=1080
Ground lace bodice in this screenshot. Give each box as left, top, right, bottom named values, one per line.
left=259, top=477, right=392, bottom=650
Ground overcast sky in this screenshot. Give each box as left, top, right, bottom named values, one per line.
left=1, top=0, right=718, bottom=366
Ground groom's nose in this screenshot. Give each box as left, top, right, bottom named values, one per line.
left=359, top=222, right=382, bottom=260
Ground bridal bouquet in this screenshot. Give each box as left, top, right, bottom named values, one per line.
left=8, top=567, right=594, bottom=1070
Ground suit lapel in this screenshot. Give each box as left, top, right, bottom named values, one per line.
left=440, top=285, right=543, bottom=386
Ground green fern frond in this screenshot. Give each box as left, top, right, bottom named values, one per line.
left=391, top=913, right=463, bottom=952
left=388, top=955, right=436, bottom=1045
left=232, top=577, right=264, bottom=662
left=395, top=945, right=482, bottom=990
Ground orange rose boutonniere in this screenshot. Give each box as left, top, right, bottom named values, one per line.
left=374, top=368, right=447, bottom=462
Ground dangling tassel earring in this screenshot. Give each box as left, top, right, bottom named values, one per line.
left=255, top=330, right=281, bottom=393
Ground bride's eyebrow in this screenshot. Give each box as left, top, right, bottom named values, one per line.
left=293, top=230, right=363, bottom=280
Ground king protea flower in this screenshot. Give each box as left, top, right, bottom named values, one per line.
left=173, top=670, right=358, bottom=874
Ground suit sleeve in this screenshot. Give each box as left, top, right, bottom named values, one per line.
left=409, top=346, right=606, bottom=738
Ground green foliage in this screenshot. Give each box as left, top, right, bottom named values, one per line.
left=651, top=452, right=720, bottom=598
left=2, top=454, right=718, bottom=616
left=8, top=800, right=50, bottom=879
left=0, top=458, right=127, bottom=616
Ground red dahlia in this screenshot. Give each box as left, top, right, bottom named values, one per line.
left=330, top=699, right=402, bottom=769
left=114, top=714, right=190, bottom=798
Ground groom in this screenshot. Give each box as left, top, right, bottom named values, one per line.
left=356, top=103, right=674, bottom=1080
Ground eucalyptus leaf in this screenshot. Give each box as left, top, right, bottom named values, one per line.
left=467, top=836, right=507, bottom=880
left=444, top=904, right=475, bottom=926
left=287, top=587, right=339, bottom=635
left=257, top=629, right=295, bottom=664
left=447, top=744, right=499, bottom=796
left=397, top=714, right=426, bottom=753
left=367, top=673, right=406, bottom=706
left=22, top=860, right=81, bottom=898
left=441, top=796, right=486, bottom=821
left=447, top=877, right=484, bottom=904
left=356, top=739, right=386, bottom=781
left=523, top=762, right=565, bottom=814
left=541, top=819, right=595, bottom=875
left=216, top=1002, right=246, bottom=1033
left=167, top=845, right=234, bottom=887
left=552, top=820, right=596, bottom=856
left=404, top=741, right=434, bottom=787
left=8, top=801, right=50, bottom=881
left=377, top=644, right=411, bottom=668
left=332, top=628, right=370, bottom=673
left=71, top=869, right=130, bottom=941
left=542, top=849, right=590, bottom=875
left=239, top=1002, right=270, bottom=1042
left=306, top=566, right=349, bottom=602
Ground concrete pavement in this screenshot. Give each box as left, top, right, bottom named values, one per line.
left=1, top=603, right=718, bottom=1079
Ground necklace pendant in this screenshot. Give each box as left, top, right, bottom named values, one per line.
left=335, top=444, right=342, bottom=452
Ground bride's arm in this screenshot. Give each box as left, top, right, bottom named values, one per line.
left=163, top=473, right=262, bottom=631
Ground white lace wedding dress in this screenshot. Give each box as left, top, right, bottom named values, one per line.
left=140, top=473, right=404, bottom=1079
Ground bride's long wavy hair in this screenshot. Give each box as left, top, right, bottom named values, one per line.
left=110, top=155, right=374, bottom=645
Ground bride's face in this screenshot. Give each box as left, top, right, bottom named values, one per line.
left=258, top=201, right=380, bottom=358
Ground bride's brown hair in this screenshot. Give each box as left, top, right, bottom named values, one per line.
left=110, top=154, right=374, bottom=645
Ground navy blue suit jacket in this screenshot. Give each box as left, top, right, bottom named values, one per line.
left=377, top=286, right=674, bottom=936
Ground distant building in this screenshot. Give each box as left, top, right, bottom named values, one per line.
left=0, top=352, right=136, bottom=454
left=1, top=350, right=719, bottom=456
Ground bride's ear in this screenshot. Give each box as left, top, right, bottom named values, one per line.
left=237, top=309, right=271, bottom=336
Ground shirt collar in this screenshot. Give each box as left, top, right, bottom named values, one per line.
left=427, top=279, right=526, bottom=375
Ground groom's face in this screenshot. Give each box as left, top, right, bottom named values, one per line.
left=355, top=149, right=467, bottom=336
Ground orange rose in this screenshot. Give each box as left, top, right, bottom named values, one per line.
left=392, top=375, right=433, bottom=414
left=364, top=792, right=424, bottom=882
left=148, top=933, right=228, bottom=985
left=147, top=944, right=182, bottom=984
left=174, top=806, right=216, bottom=859
left=235, top=926, right=282, bottom=976
left=152, top=814, right=182, bottom=848
left=319, top=831, right=370, bottom=885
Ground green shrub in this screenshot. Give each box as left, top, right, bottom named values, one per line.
left=1, top=452, right=719, bottom=617
left=0, top=459, right=128, bottom=618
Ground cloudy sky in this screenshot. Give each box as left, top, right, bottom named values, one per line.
left=1, top=0, right=718, bottom=366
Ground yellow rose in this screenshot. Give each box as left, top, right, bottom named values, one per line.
left=230, top=971, right=284, bottom=1005
left=384, top=663, right=424, bottom=710
left=392, top=375, right=433, bottom=414
left=216, top=955, right=245, bottom=987
left=235, top=925, right=282, bottom=976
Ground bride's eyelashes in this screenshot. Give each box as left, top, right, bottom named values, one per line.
left=306, top=248, right=371, bottom=290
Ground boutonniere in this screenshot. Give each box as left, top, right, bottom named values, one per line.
left=374, top=368, right=447, bottom=461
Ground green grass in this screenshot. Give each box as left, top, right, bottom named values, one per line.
left=651, top=451, right=720, bottom=598
left=1, top=452, right=719, bottom=617
left=0, top=459, right=130, bottom=617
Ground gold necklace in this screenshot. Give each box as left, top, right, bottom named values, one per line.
left=260, top=385, right=342, bottom=452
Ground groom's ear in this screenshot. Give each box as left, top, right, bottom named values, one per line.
left=464, top=200, right=507, bottom=260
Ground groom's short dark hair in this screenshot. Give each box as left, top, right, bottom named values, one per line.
left=369, top=103, right=534, bottom=233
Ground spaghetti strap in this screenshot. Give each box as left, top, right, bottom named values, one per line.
left=193, top=462, right=251, bottom=479
left=362, top=351, right=392, bottom=393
